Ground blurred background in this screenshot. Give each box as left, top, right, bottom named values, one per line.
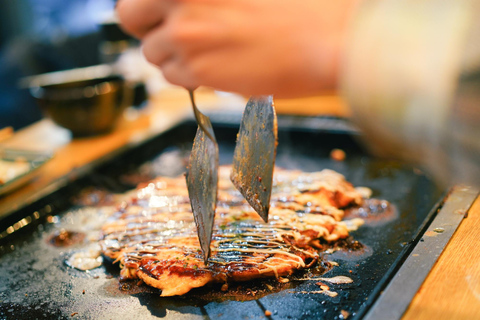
left=0, top=0, right=149, bottom=131
left=0, top=0, right=349, bottom=135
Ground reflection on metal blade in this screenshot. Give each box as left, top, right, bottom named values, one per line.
left=231, top=95, right=277, bottom=222
left=186, top=90, right=218, bottom=262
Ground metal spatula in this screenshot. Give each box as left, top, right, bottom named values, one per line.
left=185, top=90, right=219, bottom=262
left=231, top=95, right=278, bottom=222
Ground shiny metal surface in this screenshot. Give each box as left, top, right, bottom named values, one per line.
left=231, top=96, right=277, bottom=222
left=363, top=185, right=479, bottom=320
left=186, top=90, right=219, bottom=261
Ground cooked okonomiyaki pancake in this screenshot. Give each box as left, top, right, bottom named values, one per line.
left=99, top=166, right=365, bottom=296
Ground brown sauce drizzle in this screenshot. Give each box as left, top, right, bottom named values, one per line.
left=99, top=167, right=385, bottom=297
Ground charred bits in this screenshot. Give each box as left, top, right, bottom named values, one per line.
left=47, top=229, right=85, bottom=247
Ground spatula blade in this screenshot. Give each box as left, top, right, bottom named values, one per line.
left=186, top=104, right=218, bottom=262
left=231, top=95, right=277, bottom=222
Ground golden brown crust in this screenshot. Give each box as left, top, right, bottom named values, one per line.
left=138, top=258, right=217, bottom=296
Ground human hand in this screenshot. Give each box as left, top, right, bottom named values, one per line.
left=116, top=0, right=359, bottom=97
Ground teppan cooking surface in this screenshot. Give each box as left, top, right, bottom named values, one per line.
left=0, top=116, right=443, bottom=320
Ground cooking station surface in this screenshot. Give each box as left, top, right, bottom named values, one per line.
left=0, top=117, right=444, bottom=320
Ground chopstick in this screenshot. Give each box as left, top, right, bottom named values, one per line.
left=0, top=127, right=13, bottom=143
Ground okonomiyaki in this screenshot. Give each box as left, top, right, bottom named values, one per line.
left=99, top=166, right=366, bottom=296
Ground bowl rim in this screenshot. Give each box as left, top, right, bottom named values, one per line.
left=29, top=78, right=124, bottom=100
left=20, top=64, right=118, bottom=88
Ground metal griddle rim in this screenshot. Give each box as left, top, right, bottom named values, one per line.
left=361, top=185, right=479, bottom=320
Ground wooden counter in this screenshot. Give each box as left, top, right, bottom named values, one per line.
left=0, top=87, right=479, bottom=319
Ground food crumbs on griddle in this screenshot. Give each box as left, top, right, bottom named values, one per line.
left=246, top=289, right=256, bottom=296
left=315, top=282, right=330, bottom=291
left=278, top=277, right=289, bottom=283
left=265, top=310, right=272, bottom=316
left=82, top=290, right=85, bottom=294
left=330, top=149, right=346, bottom=161
left=433, top=227, right=445, bottom=233
left=106, top=275, right=113, bottom=279
left=340, top=310, right=350, bottom=319
left=71, top=312, right=78, bottom=317
left=121, top=283, right=131, bottom=291
left=315, top=282, right=328, bottom=290
left=221, top=283, right=229, bottom=292
left=93, top=275, right=100, bottom=279
left=137, top=280, right=143, bottom=286
left=48, top=229, right=85, bottom=247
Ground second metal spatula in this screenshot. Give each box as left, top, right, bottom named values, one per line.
left=231, top=95, right=278, bottom=222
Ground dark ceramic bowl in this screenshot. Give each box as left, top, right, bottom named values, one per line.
left=27, top=65, right=132, bottom=137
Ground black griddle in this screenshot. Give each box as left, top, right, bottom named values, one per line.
left=0, top=115, right=443, bottom=320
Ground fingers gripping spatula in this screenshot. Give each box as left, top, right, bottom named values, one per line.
left=186, top=90, right=219, bottom=262
left=231, top=96, right=278, bottom=222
